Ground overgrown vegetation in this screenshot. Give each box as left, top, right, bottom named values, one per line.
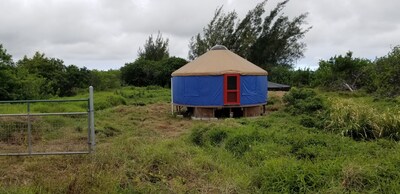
left=0, top=45, right=122, bottom=100
left=283, top=88, right=400, bottom=141
left=282, top=88, right=324, bottom=114
left=1, top=88, right=400, bottom=193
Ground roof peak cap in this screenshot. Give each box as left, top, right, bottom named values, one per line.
left=210, top=45, right=228, bottom=50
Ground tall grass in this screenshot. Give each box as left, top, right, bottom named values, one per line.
left=325, top=99, right=400, bottom=140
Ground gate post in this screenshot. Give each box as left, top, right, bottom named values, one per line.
left=171, top=78, right=174, bottom=115
left=27, top=102, right=32, bottom=155
left=89, top=86, right=96, bottom=152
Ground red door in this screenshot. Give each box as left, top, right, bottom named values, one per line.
left=224, top=74, right=240, bottom=105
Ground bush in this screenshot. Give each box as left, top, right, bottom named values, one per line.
left=283, top=88, right=324, bottom=114
left=120, top=57, right=187, bottom=87
left=375, top=46, right=400, bottom=97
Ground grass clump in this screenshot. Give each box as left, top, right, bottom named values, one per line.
left=251, top=158, right=327, bottom=193
left=189, top=125, right=229, bottom=147
left=97, top=125, right=121, bottom=137
left=324, top=99, right=400, bottom=140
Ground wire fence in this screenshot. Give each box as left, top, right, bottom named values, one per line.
left=0, top=87, right=95, bottom=156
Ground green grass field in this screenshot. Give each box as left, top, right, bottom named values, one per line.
left=0, top=87, right=400, bottom=193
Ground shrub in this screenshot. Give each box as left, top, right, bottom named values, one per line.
left=283, top=88, right=324, bottom=114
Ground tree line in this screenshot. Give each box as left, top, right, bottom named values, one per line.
left=0, top=45, right=121, bottom=100
left=267, top=47, right=400, bottom=97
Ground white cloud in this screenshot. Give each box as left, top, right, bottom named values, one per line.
left=0, top=0, right=399, bottom=70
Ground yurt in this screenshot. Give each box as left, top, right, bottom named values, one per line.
left=171, top=45, right=268, bottom=119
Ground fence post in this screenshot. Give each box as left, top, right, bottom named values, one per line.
left=27, top=102, right=32, bottom=155
left=171, top=78, right=174, bottom=115
left=87, top=99, right=91, bottom=152
left=89, top=86, right=95, bottom=152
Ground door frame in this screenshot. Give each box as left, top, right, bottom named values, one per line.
left=223, top=74, right=240, bottom=105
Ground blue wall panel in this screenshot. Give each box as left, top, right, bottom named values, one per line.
left=173, top=76, right=223, bottom=106
left=172, top=75, right=268, bottom=106
left=240, top=75, right=268, bottom=105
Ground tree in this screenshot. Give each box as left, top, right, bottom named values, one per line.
left=268, top=66, right=292, bottom=85
left=90, top=70, right=121, bottom=91
left=188, top=7, right=238, bottom=60
left=121, top=58, right=154, bottom=86
left=313, top=52, right=372, bottom=91
left=374, top=46, right=400, bottom=97
left=61, top=65, right=91, bottom=96
left=138, top=32, right=169, bottom=61
left=248, top=0, right=310, bottom=69
left=16, top=52, right=92, bottom=97
left=17, top=52, right=67, bottom=96
left=188, top=0, right=310, bottom=70
left=0, top=44, right=17, bottom=100
left=154, top=57, right=187, bottom=87
left=120, top=57, right=187, bottom=87
left=0, top=44, right=13, bottom=66
left=291, top=68, right=315, bottom=87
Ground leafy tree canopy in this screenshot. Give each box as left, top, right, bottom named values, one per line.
left=313, top=52, right=373, bottom=91
left=188, top=0, right=311, bottom=70
left=121, top=57, right=187, bottom=87
left=0, top=44, right=13, bottom=67
left=138, top=32, right=169, bottom=61
left=375, top=46, right=400, bottom=97
left=0, top=44, right=17, bottom=100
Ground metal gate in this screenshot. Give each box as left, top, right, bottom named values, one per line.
left=0, top=87, right=95, bottom=156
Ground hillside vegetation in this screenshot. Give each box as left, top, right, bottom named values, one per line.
left=1, top=87, right=400, bottom=193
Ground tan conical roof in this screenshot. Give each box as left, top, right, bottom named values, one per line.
left=172, top=47, right=268, bottom=76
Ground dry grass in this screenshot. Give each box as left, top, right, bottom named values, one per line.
left=266, top=91, right=287, bottom=112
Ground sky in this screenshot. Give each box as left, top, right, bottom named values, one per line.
left=0, top=0, right=399, bottom=70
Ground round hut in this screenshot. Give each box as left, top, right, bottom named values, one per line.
left=171, top=45, right=268, bottom=119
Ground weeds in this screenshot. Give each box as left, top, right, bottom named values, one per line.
left=325, top=99, right=400, bottom=140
